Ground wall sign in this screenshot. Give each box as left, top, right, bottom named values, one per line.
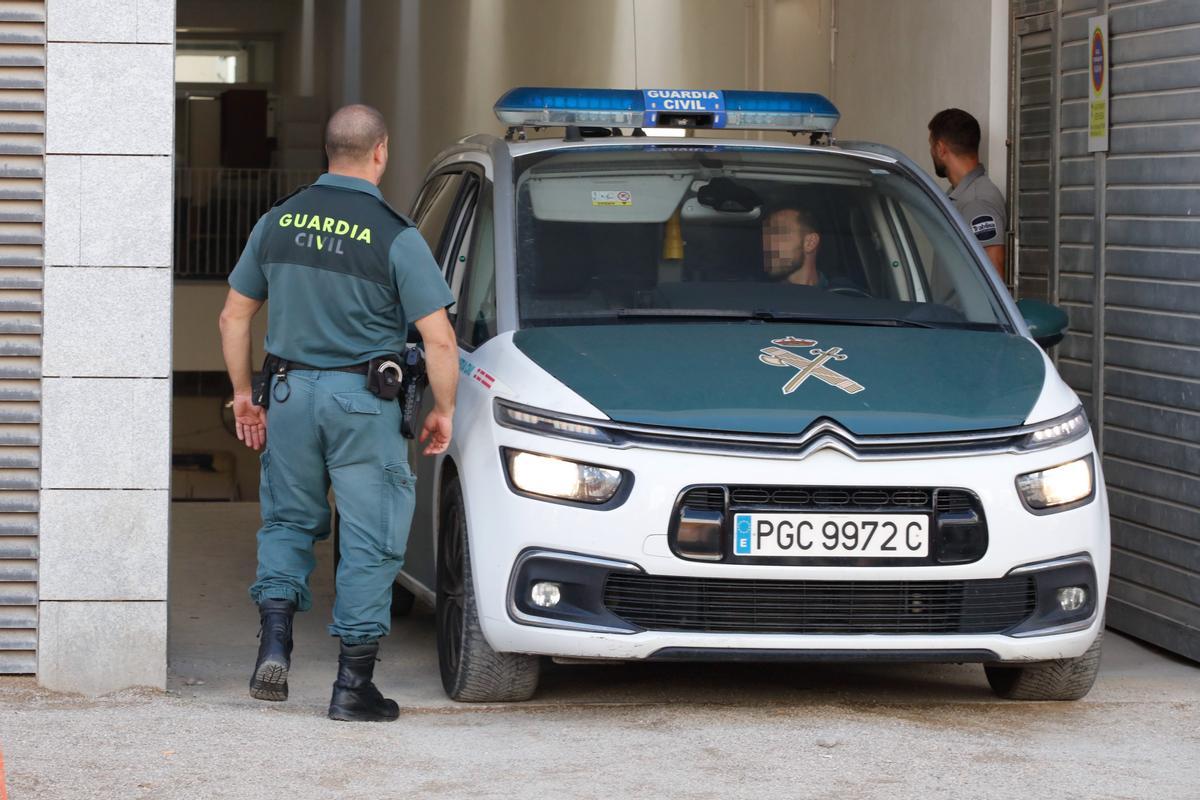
left=1088, top=15, right=1109, bottom=152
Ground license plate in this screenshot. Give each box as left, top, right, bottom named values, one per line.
left=733, top=513, right=930, bottom=558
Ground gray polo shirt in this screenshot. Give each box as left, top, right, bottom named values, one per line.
left=948, top=164, right=1006, bottom=248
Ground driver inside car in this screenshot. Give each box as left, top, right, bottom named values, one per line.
left=761, top=205, right=828, bottom=287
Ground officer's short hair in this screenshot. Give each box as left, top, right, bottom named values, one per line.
left=325, top=104, right=388, bottom=163
left=928, top=108, right=981, bottom=156
left=765, top=205, right=820, bottom=233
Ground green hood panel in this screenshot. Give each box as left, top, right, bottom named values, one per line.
left=513, top=324, right=1045, bottom=436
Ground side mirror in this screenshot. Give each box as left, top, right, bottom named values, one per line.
left=1017, top=298, right=1069, bottom=349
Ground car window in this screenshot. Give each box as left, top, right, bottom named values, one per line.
left=412, top=171, right=466, bottom=262
left=454, top=184, right=496, bottom=349
left=511, top=147, right=1010, bottom=332
left=442, top=175, right=480, bottom=303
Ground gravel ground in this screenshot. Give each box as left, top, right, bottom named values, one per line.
left=2, top=503, right=1195, bottom=799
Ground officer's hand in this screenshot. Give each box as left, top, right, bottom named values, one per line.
left=232, top=392, right=268, bottom=451
left=420, top=411, right=452, bottom=455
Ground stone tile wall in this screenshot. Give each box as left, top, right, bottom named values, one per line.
left=38, top=0, right=175, bottom=694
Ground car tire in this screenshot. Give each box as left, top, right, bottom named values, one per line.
left=436, top=476, right=540, bottom=702
left=984, top=630, right=1103, bottom=701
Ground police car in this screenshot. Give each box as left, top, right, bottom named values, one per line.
left=396, top=87, right=1108, bottom=702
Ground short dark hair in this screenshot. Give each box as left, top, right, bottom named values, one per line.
left=765, top=205, right=819, bottom=233
left=928, top=108, right=981, bottom=156
left=324, top=104, right=388, bottom=163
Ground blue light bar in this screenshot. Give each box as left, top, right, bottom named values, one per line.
left=494, top=87, right=840, bottom=134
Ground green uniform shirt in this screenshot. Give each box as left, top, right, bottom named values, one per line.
left=229, top=173, right=454, bottom=368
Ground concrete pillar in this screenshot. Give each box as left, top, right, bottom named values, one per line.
left=343, top=0, right=362, bottom=105
left=300, top=0, right=315, bottom=98
left=40, top=0, right=175, bottom=694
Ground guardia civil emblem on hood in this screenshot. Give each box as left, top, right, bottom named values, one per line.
left=759, top=339, right=865, bottom=395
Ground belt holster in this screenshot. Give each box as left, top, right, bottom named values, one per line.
left=366, top=355, right=404, bottom=400
left=251, top=354, right=283, bottom=409
left=400, top=347, right=428, bottom=440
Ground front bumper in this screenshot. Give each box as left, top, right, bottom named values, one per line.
left=507, top=549, right=1101, bottom=663
left=461, top=424, right=1110, bottom=664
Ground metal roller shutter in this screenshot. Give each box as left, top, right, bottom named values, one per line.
left=1021, top=0, right=1200, bottom=661
left=0, top=0, right=43, bottom=675
left=1097, top=0, right=1200, bottom=662
left=1010, top=1, right=1059, bottom=306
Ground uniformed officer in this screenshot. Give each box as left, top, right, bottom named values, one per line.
left=218, top=104, right=458, bottom=722
left=928, top=108, right=1008, bottom=281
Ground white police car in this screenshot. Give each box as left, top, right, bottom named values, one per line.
left=397, top=87, right=1108, bottom=702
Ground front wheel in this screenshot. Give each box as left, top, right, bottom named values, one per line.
left=436, top=476, right=539, bottom=702
left=984, top=631, right=1103, bottom=700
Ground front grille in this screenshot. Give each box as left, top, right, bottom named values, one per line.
left=682, top=485, right=979, bottom=515
left=604, top=574, right=1035, bottom=634
left=727, top=486, right=934, bottom=508
left=680, top=486, right=725, bottom=511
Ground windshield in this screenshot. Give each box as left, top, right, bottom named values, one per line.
left=513, top=146, right=1011, bottom=331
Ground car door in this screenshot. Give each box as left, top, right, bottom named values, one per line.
left=403, top=165, right=485, bottom=595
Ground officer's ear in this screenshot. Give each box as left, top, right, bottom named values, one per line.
left=375, top=136, right=389, bottom=168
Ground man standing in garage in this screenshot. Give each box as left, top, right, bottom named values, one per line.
left=928, top=108, right=1008, bottom=281
left=218, top=104, right=458, bottom=722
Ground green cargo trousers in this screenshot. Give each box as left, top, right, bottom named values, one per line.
left=248, top=369, right=416, bottom=644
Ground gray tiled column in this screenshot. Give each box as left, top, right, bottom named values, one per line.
left=38, top=0, right=175, bottom=694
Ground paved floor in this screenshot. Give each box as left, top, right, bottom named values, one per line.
left=2, top=503, right=1197, bottom=799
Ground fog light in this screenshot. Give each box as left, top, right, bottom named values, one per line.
left=1057, top=586, right=1088, bottom=612
left=530, top=581, right=562, bottom=609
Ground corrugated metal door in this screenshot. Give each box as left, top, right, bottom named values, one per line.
left=1094, top=0, right=1200, bottom=662
left=0, top=0, right=42, bottom=674
left=1009, top=3, right=1058, bottom=304
left=1046, top=0, right=1200, bottom=662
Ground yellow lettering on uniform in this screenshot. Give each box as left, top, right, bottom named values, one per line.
left=316, top=235, right=324, bottom=251
left=323, top=217, right=334, bottom=233
left=335, top=220, right=350, bottom=235
left=307, top=215, right=323, bottom=231
left=349, top=224, right=359, bottom=239
left=356, top=227, right=371, bottom=244
left=280, top=213, right=293, bottom=227
left=294, top=214, right=309, bottom=228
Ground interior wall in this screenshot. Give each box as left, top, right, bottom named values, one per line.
left=831, top=0, right=1009, bottom=190
left=360, top=0, right=832, bottom=208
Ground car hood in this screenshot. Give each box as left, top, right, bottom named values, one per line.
left=512, top=323, right=1045, bottom=436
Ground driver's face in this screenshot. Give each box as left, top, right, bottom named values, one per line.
left=763, top=210, right=810, bottom=278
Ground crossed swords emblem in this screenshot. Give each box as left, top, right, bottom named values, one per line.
left=759, top=341, right=865, bottom=395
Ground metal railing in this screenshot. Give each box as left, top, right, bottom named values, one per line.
left=174, top=167, right=322, bottom=279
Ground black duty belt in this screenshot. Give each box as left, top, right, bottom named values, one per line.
left=254, top=353, right=404, bottom=408
left=281, top=360, right=370, bottom=375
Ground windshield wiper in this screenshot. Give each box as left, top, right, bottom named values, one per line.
left=749, top=311, right=939, bottom=328
left=556, top=309, right=979, bottom=331
left=615, top=308, right=765, bottom=320
left=615, top=308, right=940, bottom=328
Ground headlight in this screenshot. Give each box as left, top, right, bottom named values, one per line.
left=1017, top=407, right=1089, bottom=451
left=494, top=400, right=616, bottom=445
left=1016, top=455, right=1094, bottom=512
left=504, top=449, right=624, bottom=504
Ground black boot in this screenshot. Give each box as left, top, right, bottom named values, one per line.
left=249, top=598, right=295, bottom=701
left=328, top=641, right=400, bottom=722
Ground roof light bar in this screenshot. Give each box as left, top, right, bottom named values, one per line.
left=494, top=87, right=839, bottom=134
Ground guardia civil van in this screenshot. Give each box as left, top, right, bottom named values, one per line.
left=395, top=87, right=1109, bottom=702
